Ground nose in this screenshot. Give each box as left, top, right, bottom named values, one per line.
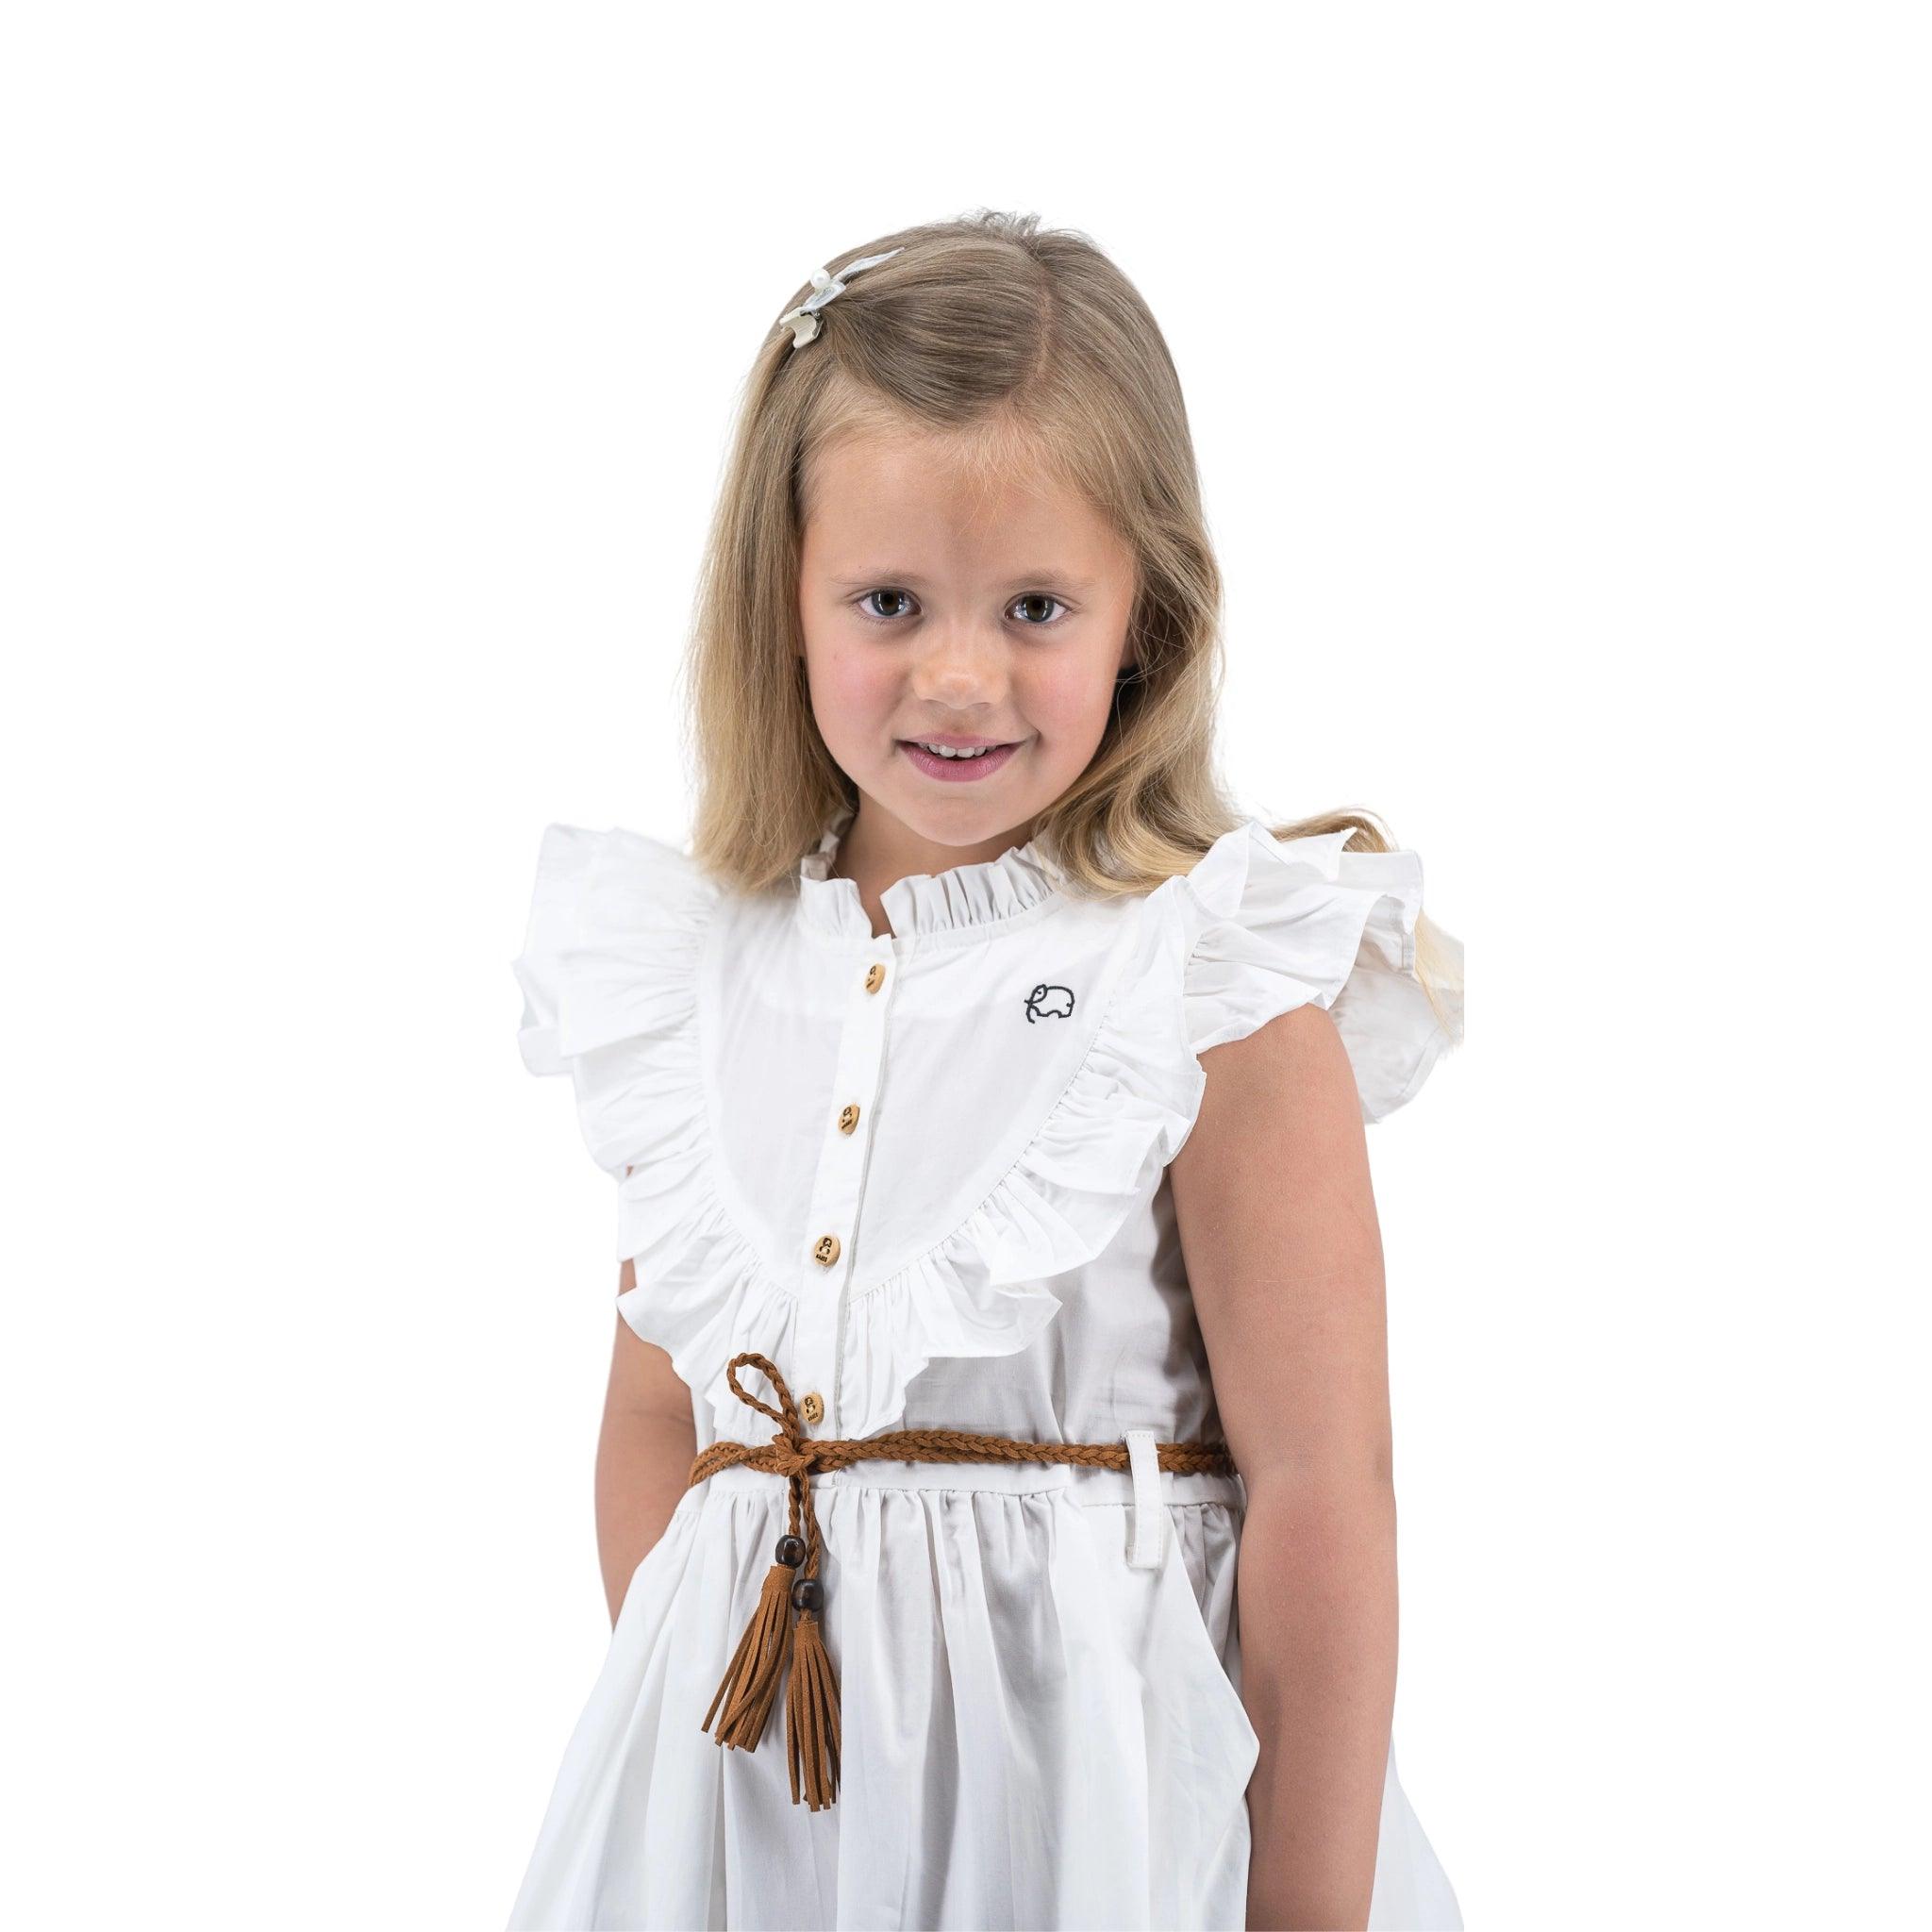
left=907, top=619, right=1010, bottom=711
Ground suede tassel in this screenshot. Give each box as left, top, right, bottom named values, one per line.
left=785, top=1605, right=841, bottom=1810
left=703, top=1559, right=794, bottom=1749
left=691, top=1354, right=846, bottom=1804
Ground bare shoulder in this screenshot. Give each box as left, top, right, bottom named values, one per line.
left=1169, top=1008, right=1389, bottom=1483
left=1168, top=1004, right=1380, bottom=1332
left=1174, top=1002, right=1367, bottom=1178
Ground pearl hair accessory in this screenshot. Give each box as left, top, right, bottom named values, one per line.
left=775, top=248, right=904, bottom=350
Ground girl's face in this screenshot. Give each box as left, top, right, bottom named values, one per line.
left=796, top=426, right=1138, bottom=860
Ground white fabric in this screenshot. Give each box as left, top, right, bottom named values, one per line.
left=1124, top=1428, right=1167, bottom=1570
left=507, top=803, right=1465, bottom=1931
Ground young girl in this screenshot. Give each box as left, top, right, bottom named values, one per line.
left=508, top=211, right=1465, bottom=1932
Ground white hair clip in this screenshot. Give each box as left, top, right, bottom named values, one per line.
left=775, top=248, right=904, bottom=349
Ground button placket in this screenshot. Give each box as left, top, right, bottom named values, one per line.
left=789, top=945, right=899, bottom=1435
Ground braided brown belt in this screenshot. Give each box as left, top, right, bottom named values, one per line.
left=684, top=1349, right=1240, bottom=1811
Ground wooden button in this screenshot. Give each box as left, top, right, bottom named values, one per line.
left=800, top=1391, right=824, bottom=1424
left=864, top=961, right=886, bottom=992
left=837, top=1103, right=860, bottom=1134
left=813, top=1232, right=841, bottom=1267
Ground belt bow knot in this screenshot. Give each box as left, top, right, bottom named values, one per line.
left=758, top=1434, right=822, bottom=1480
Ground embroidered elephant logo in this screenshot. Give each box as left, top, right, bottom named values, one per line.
left=1024, top=982, right=1076, bottom=1023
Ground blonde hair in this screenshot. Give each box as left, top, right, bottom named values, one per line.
left=680, top=208, right=1456, bottom=1030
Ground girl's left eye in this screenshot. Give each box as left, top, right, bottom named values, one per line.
left=855, top=591, right=1070, bottom=625
left=1009, top=593, right=1068, bottom=626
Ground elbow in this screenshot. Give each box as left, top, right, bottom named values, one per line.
left=1238, top=1445, right=1399, bottom=1551
left=1236, top=1463, right=1400, bottom=1655
left=1239, top=1420, right=1396, bottom=1507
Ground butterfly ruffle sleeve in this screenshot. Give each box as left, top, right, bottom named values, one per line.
left=1174, top=818, right=1463, bottom=1122
left=511, top=822, right=724, bottom=1176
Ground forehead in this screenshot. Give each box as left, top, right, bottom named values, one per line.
left=800, top=425, right=1118, bottom=570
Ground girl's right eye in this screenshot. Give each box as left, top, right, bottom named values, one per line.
left=858, top=590, right=916, bottom=622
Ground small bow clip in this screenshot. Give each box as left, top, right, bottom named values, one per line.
left=775, top=247, right=904, bottom=349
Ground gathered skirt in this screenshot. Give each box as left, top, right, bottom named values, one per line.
left=507, top=1457, right=1458, bottom=1930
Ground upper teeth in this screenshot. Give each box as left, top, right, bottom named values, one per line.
left=918, top=741, right=995, bottom=758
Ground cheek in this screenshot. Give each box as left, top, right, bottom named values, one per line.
left=1015, top=645, right=1121, bottom=742
left=805, top=634, right=898, bottom=742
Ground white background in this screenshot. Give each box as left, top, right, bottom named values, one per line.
left=5, top=5, right=1927, bottom=1926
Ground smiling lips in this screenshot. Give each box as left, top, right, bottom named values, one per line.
left=898, top=736, right=1021, bottom=782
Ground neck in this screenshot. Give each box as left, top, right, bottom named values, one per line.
left=832, top=808, right=1036, bottom=892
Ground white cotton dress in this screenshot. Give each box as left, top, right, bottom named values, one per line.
left=507, top=802, right=1465, bottom=1932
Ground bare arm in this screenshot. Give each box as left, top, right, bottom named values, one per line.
left=594, top=1257, right=698, bottom=1625
left=1169, top=1004, right=1397, bottom=1932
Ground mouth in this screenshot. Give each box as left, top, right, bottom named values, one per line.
left=897, top=737, right=1023, bottom=782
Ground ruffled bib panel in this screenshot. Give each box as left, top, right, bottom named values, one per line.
left=511, top=813, right=1461, bottom=1441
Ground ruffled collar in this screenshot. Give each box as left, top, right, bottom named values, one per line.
left=795, top=802, right=1065, bottom=941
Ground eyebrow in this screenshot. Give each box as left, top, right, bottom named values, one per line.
left=827, top=568, right=1100, bottom=593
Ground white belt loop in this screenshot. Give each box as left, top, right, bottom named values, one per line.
left=1124, top=1428, right=1167, bottom=1569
